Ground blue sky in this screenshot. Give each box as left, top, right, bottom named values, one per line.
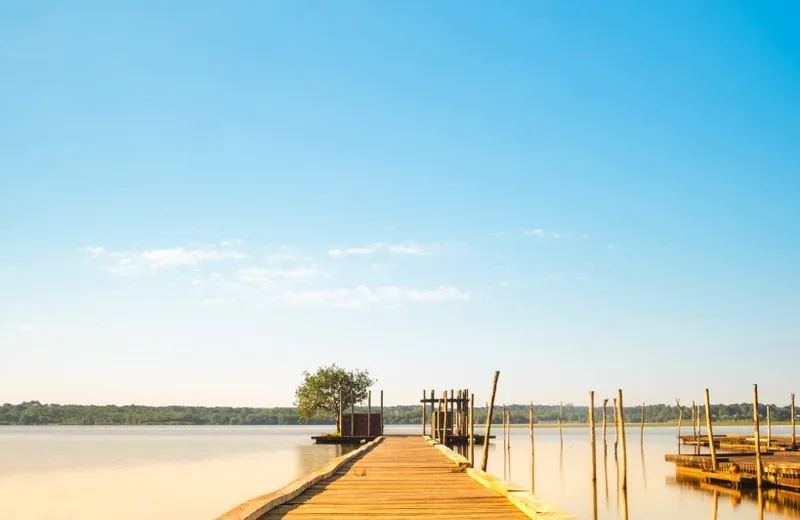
left=2, top=1, right=798, bottom=407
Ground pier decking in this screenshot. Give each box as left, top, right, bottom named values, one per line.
left=666, top=452, right=800, bottom=490
left=218, top=435, right=575, bottom=520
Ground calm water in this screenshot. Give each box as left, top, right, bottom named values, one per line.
left=0, top=424, right=797, bottom=519
left=480, top=424, right=799, bottom=520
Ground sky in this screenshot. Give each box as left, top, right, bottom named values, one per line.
left=1, top=1, right=798, bottom=408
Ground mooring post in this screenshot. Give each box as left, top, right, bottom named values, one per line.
left=368, top=390, right=372, bottom=437
left=436, top=395, right=442, bottom=442
left=590, top=391, right=597, bottom=482
left=421, top=389, right=426, bottom=436
left=691, top=401, right=696, bottom=444
left=529, top=401, right=535, bottom=493
left=338, top=388, right=343, bottom=435
left=481, top=370, right=500, bottom=472
left=442, top=390, right=446, bottom=446
left=640, top=402, right=645, bottom=444
left=617, top=389, right=628, bottom=491
left=590, top=391, right=598, bottom=520
left=602, top=398, right=608, bottom=453
left=380, top=390, right=384, bottom=436
left=469, top=392, right=475, bottom=466
left=350, top=393, right=355, bottom=437
left=753, top=383, right=763, bottom=489
left=676, top=399, right=683, bottom=454
left=558, top=401, right=564, bottom=444
left=613, top=397, right=619, bottom=458
left=704, top=388, right=718, bottom=471
left=506, top=408, right=512, bottom=479
left=792, top=393, right=797, bottom=449
left=767, top=405, right=772, bottom=448
left=433, top=404, right=438, bottom=441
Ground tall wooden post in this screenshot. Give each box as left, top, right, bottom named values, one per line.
left=367, top=390, right=372, bottom=437
left=613, top=397, right=619, bottom=458
left=338, top=388, right=343, bottom=435
left=442, top=390, right=446, bottom=446
left=350, top=392, right=355, bottom=437
left=558, top=401, right=564, bottom=444
left=433, top=403, right=438, bottom=441
left=437, top=396, right=443, bottom=442
left=767, top=405, right=772, bottom=448
left=676, top=399, right=683, bottom=454
left=481, top=370, right=500, bottom=472
left=380, top=390, right=384, bottom=436
left=590, top=391, right=597, bottom=520
left=617, top=389, right=628, bottom=491
left=789, top=394, right=797, bottom=450
left=640, top=402, right=645, bottom=444
left=502, top=405, right=507, bottom=479
left=691, top=401, right=696, bottom=444
left=602, top=398, right=609, bottom=453
left=753, top=384, right=763, bottom=489
left=704, top=388, right=717, bottom=471
left=421, top=389, right=426, bottom=436
left=529, top=401, right=535, bottom=493
left=469, top=392, right=475, bottom=466
left=590, top=391, right=597, bottom=481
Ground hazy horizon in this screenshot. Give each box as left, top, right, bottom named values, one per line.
left=3, top=2, right=798, bottom=408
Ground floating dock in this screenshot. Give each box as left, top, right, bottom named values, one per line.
left=680, top=434, right=798, bottom=452
left=217, top=435, right=575, bottom=520
left=665, top=452, right=800, bottom=490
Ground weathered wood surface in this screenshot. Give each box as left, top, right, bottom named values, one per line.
left=666, top=452, right=800, bottom=490
left=259, top=436, right=538, bottom=519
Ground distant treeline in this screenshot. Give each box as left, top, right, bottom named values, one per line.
left=0, top=401, right=794, bottom=426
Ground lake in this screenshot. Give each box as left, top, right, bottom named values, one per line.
left=0, top=424, right=796, bottom=519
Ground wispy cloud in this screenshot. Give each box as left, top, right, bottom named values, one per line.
left=237, top=266, right=323, bottom=284
left=284, top=285, right=470, bottom=308
left=523, top=228, right=588, bottom=240
left=328, top=241, right=439, bottom=258
left=81, top=243, right=248, bottom=275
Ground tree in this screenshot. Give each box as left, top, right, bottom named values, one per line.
left=294, top=364, right=375, bottom=433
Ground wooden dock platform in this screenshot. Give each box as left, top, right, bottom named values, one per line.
left=666, top=452, right=800, bottom=490
left=680, top=434, right=798, bottom=452
left=218, top=435, right=576, bottom=520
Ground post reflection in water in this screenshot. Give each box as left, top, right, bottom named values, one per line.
left=712, top=490, right=719, bottom=520
left=603, top=440, right=609, bottom=508
left=640, top=441, right=647, bottom=491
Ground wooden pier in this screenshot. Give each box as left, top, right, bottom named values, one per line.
left=680, top=434, right=799, bottom=452
left=665, top=452, right=800, bottom=490
left=217, top=435, right=576, bottom=520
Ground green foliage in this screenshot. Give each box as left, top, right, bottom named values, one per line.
left=0, top=401, right=793, bottom=426
left=294, top=364, right=375, bottom=432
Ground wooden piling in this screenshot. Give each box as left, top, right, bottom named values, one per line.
left=558, top=401, right=564, bottom=444
left=529, top=401, right=535, bottom=493
left=380, top=390, right=384, bottom=435
left=350, top=393, right=355, bottom=437
left=421, top=389, right=426, bottom=436
left=676, top=399, right=683, bottom=454
left=602, top=398, right=608, bottom=453
left=468, top=392, right=475, bottom=466
left=338, top=389, right=343, bottom=435
left=690, top=401, right=696, bottom=444
left=767, top=405, right=772, bottom=448
left=442, top=390, right=446, bottom=446
left=502, top=405, right=507, bottom=479
left=753, top=383, right=763, bottom=489
left=430, top=390, right=435, bottom=437
left=613, top=397, right=619, bottom=458
left=506, top=408, right=512, bottom=480
left=368, top=390, right=372, bottom=437
left=640, top=402, right=645, bottom=443
left=589, top=391, right=597, bottom=482
left=704, top=388, right=717, bottom=471
left=792, top=393, right=797, bottom=449
left=436, top=396, right=442, bottom=442
left=590, top=391, right=597, bottom=520
left=616, top=389, right=627, bottom=491
left=481, top=370, right=500, bottom=472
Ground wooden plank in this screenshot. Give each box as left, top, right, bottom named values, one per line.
left=257, top=436, right=564, bottom=520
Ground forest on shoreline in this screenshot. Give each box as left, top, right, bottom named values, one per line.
left=2, top=401, right=795, bottom=426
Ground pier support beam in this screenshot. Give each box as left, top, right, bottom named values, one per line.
left=704, top=388, right=718, bottom=471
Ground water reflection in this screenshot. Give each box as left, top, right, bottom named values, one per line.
left=482, top=425, right=800, bottom=519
